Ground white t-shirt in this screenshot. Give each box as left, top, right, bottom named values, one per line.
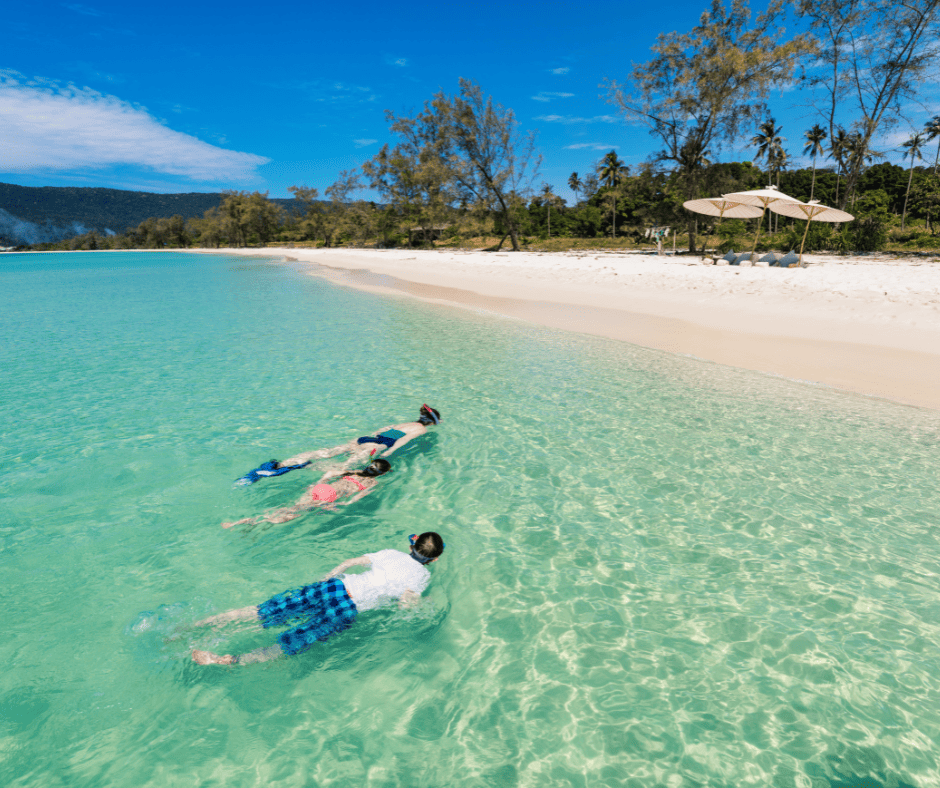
left=341, top=549, right=431, bottom=611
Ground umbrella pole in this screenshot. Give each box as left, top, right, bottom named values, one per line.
left=750, top=207, right=766, bottom=263
left=798, top=218, right=813, bottom=267
left=710, top=205, right=728, bottom=259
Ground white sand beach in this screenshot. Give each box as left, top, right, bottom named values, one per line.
left=203, top=247, right=940, bottom=411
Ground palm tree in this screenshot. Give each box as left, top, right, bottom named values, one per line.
left=768, top=147, right=789, bottom=231
left=752, top=118, right=784, bottom=179
left=567, top=172, right=582, bottom=205
left=803, top=124, right=828, bottom=202
left=829, top=127, right=849, bottom=207
left=596, top=151, right=626, bottom=238
left=753, top=118, right=786, bottom=231
left=844, top=132, right=879, bottom=207
left=901, top=132, right=926, bottom=230
left=923, top=116, right=940, bottom=231
left=540, top=183, right=559, bottom=238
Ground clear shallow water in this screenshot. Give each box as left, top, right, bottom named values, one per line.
left=1, top=251, right=939, bottom=788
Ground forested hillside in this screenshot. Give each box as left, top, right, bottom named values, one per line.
left=0, top=182, right=300, bottom=246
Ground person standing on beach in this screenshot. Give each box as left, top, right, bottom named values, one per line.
left=234, top=404, right=442, bottom=485
left=191, top=532, right=445, bottom=665
left=223, top=459, right=392, bottom=527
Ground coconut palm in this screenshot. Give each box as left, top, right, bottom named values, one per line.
left=922, top=116, right=940, bottom=231
left=844, top=132, right=879, bottom=207
left=568, top=172, right=582, bottom=204
left=753, top=118, right=787, bottom=231
left=752, top=118, right=785, bottom=180
left=540, top=183, right=560, bottom=238
left=596, top=151, right=626, bottom=238
left=597, top=151, right=625, bottom=189
left=803, top=124, right=828, bottom=202
left=901, top=132, right=926, bottom=230
left=829, top=127, right=849, bottom=207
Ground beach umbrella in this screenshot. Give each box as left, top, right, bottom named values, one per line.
left=722, top=185, right=802, bottom=261
left=767, top=199, right=854, bottom=267
left=682, top=197, right=763, bottom=256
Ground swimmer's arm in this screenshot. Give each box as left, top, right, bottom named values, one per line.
left=317, top=466, right=345, bottom=483
left=337, top=487, right=375, bottom=506
left=398, top=590, right=422, bottom=609
left=322, top=555, right=371, bottom=579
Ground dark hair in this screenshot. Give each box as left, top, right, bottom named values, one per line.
left=413, top=532, right=444, bottom=560
left=356, top=458, right=391, bottom=477
left=419, top=405, right=441, bottom=425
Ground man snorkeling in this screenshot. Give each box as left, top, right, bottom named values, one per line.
left=235, top=404, right=441, bottom=486
left=191, top=532, right=445, bottom=665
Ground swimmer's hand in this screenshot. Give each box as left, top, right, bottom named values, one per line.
left=398, top=590, right=421, bottom=609
left=192, top=650, right=235, bottom=665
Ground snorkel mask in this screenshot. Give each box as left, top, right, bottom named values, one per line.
left=409, top=533, right=444, bottom=565
left=420, top=404, right=440, bottom=425
left=360, top=461, right=386, bottom=477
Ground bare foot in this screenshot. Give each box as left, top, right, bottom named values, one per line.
left=192, top=650, right=235, bottom=665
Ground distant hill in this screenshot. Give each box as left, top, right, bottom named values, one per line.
left=0, top=182, right=302, bottom=246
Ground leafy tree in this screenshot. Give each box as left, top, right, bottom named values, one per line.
left=386, top=79, right=540, bottom=251
left=363, top=110, right=455, bottom=247
left=900, top=132, right=926, bottom=229
left=803, top=124, right=828, bottom=201
left=604, top=0, right=812, bottom=252
left=797, top=0, right=940, bottom=207
left=850, top=188, right=891, bottom=251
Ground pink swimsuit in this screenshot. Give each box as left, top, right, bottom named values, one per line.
left=310, top=476, right=365, bottom=503
left=309, top=484, right=339, bottom=503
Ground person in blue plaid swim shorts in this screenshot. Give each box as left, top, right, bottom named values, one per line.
left=192, top=532, right=444, bottom=666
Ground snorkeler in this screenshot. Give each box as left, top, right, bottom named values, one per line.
left=234, top=404, right=441, bottom=486
left=191, top=532, right=445, bottom=665
left=222, top=459, right=392, bottom=528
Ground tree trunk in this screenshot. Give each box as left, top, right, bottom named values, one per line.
left=902, top=163, right=915, bottom=230
left=687, top=215, right=697, bottom=255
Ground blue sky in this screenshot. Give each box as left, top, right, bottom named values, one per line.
left=2, top=0, right=938, bottom=204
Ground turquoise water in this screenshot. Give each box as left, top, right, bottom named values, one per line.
left=1, top=251, right=939, bottom=788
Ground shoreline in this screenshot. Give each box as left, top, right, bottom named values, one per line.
left=130, top=248, right=940, bottom=410
left=196, top=246, right=940, bottom=411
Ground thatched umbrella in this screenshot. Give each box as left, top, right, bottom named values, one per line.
left=682, top=198, right=763, bottom=256
left=722, top=185, right=802, bottom=261
left=767, top=199, right=854, bottom=267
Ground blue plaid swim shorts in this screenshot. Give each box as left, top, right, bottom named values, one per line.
left=257, top=577, right=359, bottom=656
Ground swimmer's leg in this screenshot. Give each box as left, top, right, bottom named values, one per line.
left=194, top=605, right=259, bottom=628
left=192, top=645, right=282, bottom=666
left=280, top=442, right=355, bottom=467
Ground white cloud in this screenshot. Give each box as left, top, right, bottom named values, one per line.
left=535, top=114, right=620, bottom=124
left=550, top=67, right=570, bottom=75
left=532, top=91, right=575, bottom=102
left=0, top=71, right=269, bottom=180
left=353, top=138, right=378, bottom=148
left=63, top=3, right=103, bottom=16
left=565, top=143, right=620, bottom=150
left=390, top=58, right=408, bottom=67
